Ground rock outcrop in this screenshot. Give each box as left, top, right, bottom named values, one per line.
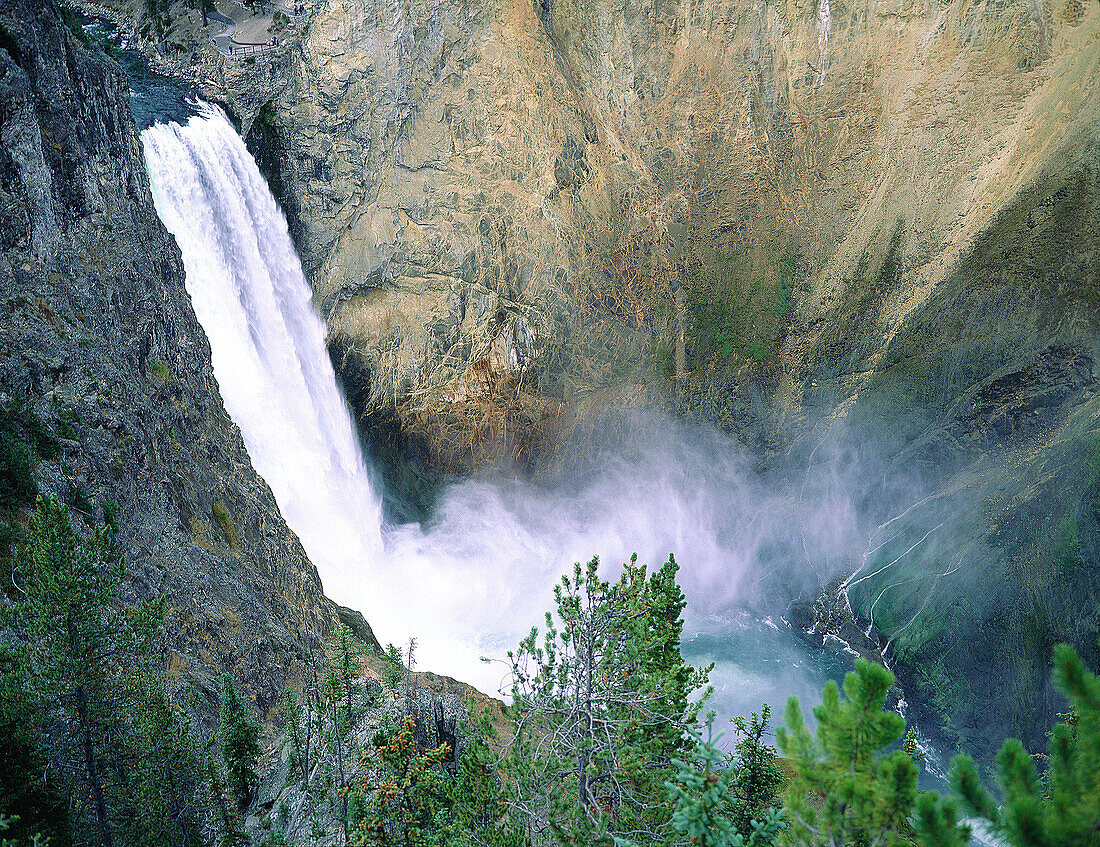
left=0, top=0, right=375, bottom=731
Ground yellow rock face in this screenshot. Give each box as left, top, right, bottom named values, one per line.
left=255, top=0, right=1097, bottom=466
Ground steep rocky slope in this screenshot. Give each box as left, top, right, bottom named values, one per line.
left=0, top=0, right=378, bottom=729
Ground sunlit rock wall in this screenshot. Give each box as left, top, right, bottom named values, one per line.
left=215, top=0, right=1099, bottom=756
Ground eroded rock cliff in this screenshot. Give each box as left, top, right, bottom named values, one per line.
left=0, top=0, right=371, bottom=730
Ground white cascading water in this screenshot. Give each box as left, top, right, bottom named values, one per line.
left=142, top=104, right=385, bottom=609
left=816, top=0, right=831, bottom=86
left=141, top=104, right=862, bottom=709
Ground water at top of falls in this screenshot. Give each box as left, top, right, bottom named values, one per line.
left=141, top=104, right=385, bottom=605
left=140, top=104, right=872, bottom=726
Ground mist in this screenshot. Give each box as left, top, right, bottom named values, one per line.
left=142, top=103, right=912, bottom=728
left=354, top=412, right=875, bottom=719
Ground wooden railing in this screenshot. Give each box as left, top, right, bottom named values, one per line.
left=210, top=1, right=310, bottom=58
left=225, top=39, right=278, bottom=55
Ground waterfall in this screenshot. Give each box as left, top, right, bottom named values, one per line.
left=141, top=104, right=384, bottom=609
left=140, top=103, right=860, bottom=711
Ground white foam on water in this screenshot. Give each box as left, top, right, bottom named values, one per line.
left=142, top=104, right=862, bottom=701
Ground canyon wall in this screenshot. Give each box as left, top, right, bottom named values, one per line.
left=220, top=0, right=1099, bottom=756
left=67, top=0, right=1100, bottom=757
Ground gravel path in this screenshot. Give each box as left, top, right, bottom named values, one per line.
left=207, top=2, right=289, bottom=57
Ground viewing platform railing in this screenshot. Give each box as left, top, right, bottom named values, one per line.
left=225, top=38, right=279, bottom=55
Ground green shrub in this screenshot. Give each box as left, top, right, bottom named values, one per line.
left=747, top=340, right=769, bottom=362
left=653, top=714, right=785, bottom=847
left=0, top=437, right=37, bottom=512
left=1, top=397, right=58, bottom=460
left=58, top=6, right=90, bottom=44
left=654, top=342, right=675, bottom=378
left=212, top=500, right=238, bottom=549
left=50, top=399, right=77, bottom=440
left=353, top=716, right=459, bottom=847
left=0, top=520, right=18, bottom=568
left=102, top=498, right=119, bottom=534
left=151, top=360, right=170, bottom=381
left=144, top=0, right=171, bottom=39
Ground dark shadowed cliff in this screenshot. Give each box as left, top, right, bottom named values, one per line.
left=0, top=0, right=379, bottom=731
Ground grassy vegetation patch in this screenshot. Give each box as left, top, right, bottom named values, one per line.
left=684, top=245, right=795, bottom=370
left=2, top=396, right=60, bottom=460
left=212, top=500, right=239, bottom=552
left=254, top=100, right=278, bottom=133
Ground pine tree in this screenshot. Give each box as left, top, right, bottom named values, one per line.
left=206, top=755, right=247, bottom=847
left=324, top=625, right=364, bottom=844
left=0, top=496, right=205, bottom=847
left=383, top=644, right=406, bottom=694
left=117, top=683, right=206, bottom=847
left=728, top=705, right=785, bottom=837
left=0, top=813, right=49, bottom=847
left=949, top=643, right=1100, bottom=847
left=280, top=629, right=369, bottom=845
left=503, top=554, right=710, bottom=845
left=8, top=498, right=127, bottom=846
left=647, top=714, right=785, bottom=847
left=0, top=646, right=71, bottom=847
left=285, top=688, right=307, bottom=783
left=219, top=675, right=262, bottom=813
left=777, top=659, right=968, bottom=847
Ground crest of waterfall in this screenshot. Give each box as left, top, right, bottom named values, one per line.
left=142, top=103, right=385, bottom=607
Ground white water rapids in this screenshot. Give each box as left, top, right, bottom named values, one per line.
left=141, top=104, right=859, bottom=713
